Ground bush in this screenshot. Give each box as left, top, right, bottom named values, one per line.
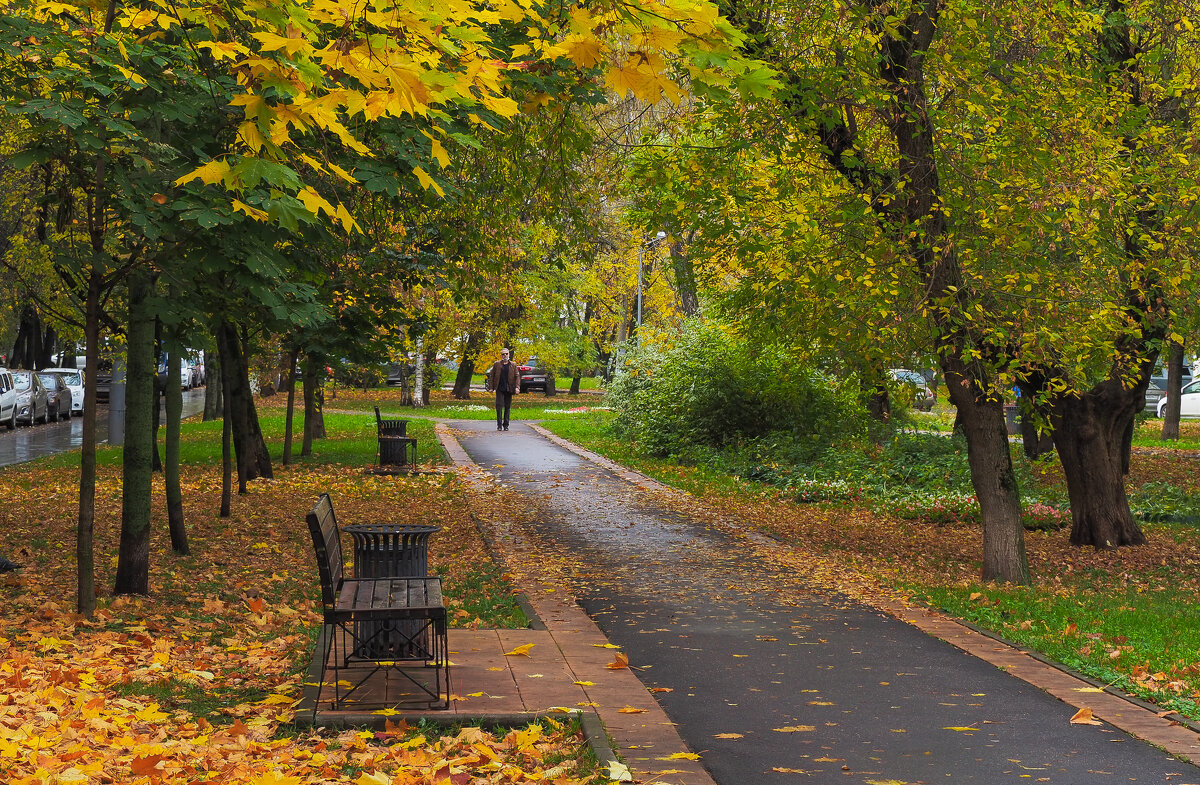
left=607, top=320, right=867, bottom=458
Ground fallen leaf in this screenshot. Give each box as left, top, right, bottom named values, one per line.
left=773, top=725, right=815, bottom=733
left=1069, top=707, right=1102, bottom=725
left=618, top=706, right=647, bottom=714
left=605, top=652, right=630, bottom=670
left=573, top=681, right=595, bottom=687
left=607, top=761, right=633, bottom=781
left=649, top=687, right=673, bottom=693
left=943, top=726, right=979, bottom=732
left=713, top=733, right=744, bottom=739
left=659, top=752, right=700, bottom=760
left=503, top=643, right=535, bottom=657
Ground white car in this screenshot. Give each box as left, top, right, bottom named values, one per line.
left=40, top=368, right=85, bottom=416
left=0, top=369, right=17, bottom=429
left=1157, top=378, right=1200, bottom=418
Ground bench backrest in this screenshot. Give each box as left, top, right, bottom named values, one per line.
left=306, top=493, right=344, bottom=609
left=374, top=405, right=382, bottom=429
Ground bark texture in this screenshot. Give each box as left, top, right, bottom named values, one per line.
left=164, top=349, right=188, bottom=554
left=114, top=270, right=155, bottom=595
left=1052, top=385, right=1147, bottom=547
left=216, top=321, right=272, bottom=487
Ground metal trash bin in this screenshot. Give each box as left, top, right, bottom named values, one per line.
left=375, top=406, right=415, bottom=467
left=344, top=523, right=441, bottom=658
left=1004, top=403, right=1019, bottom=435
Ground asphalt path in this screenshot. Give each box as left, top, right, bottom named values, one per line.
left=0, top=387, right=207, bottom=468
left=455, top=420, right=1196, bottom=784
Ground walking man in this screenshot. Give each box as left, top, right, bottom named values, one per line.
left=486, top=347, right=520, bottom=431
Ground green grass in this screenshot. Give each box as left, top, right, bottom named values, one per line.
left=35, top=413, right=451, bottom=470
left=112, top=679, right=272, bottom=725
left=438, top=561, right=529, bottom=628
left=911, top=579, right=1200, bottom=718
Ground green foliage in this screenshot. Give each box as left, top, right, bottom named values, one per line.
left=1129, top=481, right=1200, bottom=524
left=607, top=319, right=865, bottom=458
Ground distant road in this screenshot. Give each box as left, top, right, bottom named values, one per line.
left=0, top=387, right=207, bottom=469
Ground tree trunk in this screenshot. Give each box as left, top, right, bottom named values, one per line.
left=669, top=237, right=700, bottom=317
left=1019, top=408, right=1055, bottom=459
left=216, top=321, right=272, bottom=487
left=1052, top=384, right=1148, bottom=548
left=414, top=337, right=425, bottom=407
left=203, top=349, right=222, bottom=420
left=220, top=371, right=231, bottom=517
left=452, top=330, right=484, bottom=398
left=302, top=353, right=326, bottom=456
left=944, top=370, right=1030, bottom=584
left=570, top=375, right=581, bottom=394
left=76, top=270, right=101, bottom=616
left=282, top=346, right=299, bottom=465
left=1162, top=340, right=1184, bottom=440
left=114, top=269, right=155, bottom=596
left=164, top=348, right=187, bottom=554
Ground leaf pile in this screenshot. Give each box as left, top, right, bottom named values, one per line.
left=0, top=458, right=595, bottom=783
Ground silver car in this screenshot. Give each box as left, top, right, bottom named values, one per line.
left=37, top=372, right=73, bottom=421
left=12, top=371, right=50, bottom=425
left=39, top=368, right=84, bottom=416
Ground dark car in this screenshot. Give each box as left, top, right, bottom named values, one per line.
left=36, top=372, right=72, bottom=421
left=518, top=357, right=553, bottom=394
left=12, top=370, right=50, bottom=425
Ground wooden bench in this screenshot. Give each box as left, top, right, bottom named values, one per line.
left=374, top=405, right=417, bottom=469
left=306, top=493, right=448, bottom=713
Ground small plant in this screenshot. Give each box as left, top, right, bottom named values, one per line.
left=1021, top=502, right=1071, bottom=531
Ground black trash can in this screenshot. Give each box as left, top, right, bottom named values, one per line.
left=344, top=523, right=441, bottom=659
left=374, top=408, right=414, bottom=467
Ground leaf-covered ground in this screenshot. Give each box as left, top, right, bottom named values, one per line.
left=0, top=437, right=598, bottom=783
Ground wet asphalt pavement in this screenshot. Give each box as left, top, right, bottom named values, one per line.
left=454, top=420, right=1197, bottom=784
left=0, top=388, right=207, bottom=468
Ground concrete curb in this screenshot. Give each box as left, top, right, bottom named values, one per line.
left=527, top=424, right=1200, bottom=765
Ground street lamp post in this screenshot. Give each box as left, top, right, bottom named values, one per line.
left=636, top=231, right=667, bottom=337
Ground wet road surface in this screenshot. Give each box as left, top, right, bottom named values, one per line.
left=455, top=420, right=1196, bottom=785
left=0, top=388, right=207, bottom=468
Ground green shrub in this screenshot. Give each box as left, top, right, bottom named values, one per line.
left=607, top=320, right=867, bottom=457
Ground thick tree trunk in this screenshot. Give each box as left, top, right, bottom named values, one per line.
left=1162, top=341, right=1184, bottom=440
left=944, top=370, right=1030, bottom=584
left=282, top=346, right=299, bottom=465
left=452, top=331, right=484, bottom=398
left=164, top=349, right=187, bottom=554
left=76, top=271, right=101, bottom=616
left=1052, top=384, right=1148, bottom=548
left=570, top=375, right=581, bottom=394
left=216, top=321, right=273, bottom=487
left=203, top=349, right=222, bottom=421
left=114, top=270, right=155, bottom=596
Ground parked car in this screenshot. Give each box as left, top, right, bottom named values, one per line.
left=518, top=357, right=553, bottom=394
left=888, top=368, right=936, bottom=412
left=39, top=368, right=84, bottom=417
left=37, top=372, right=72, bottom=421
left=0, top=369, right=17, bottom=430
left=12, top=371, right=50, bottom=425
left=1145, top=368, right=1194, bottom=414
left=1157, top=378, right=1200, bottom=418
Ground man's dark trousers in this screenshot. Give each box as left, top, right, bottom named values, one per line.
left=495, top=391, right=513, bottom=429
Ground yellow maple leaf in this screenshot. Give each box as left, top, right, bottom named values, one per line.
left=562, top=36, right=605, bottom=68
left=413, top=166, right=445, bottom=197
left=503, top=643, right=535, bottom=657
left=174, top=159, right=231, bottom=187
left=772, top=725, right=815, bottom=732
left=659, top=752, right=700, bottom=760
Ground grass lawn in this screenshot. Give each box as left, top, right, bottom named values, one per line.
left=0, top=407, right=602, bottom=784
left=305, top=386, right=611, bottom=421
left=543, top=412, right=1200, bottom=722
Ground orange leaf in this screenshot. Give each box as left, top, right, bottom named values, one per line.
left=130, top=755, right=165, bottom=776
left=229, top=719, right=250, bottom=737
left=245, top=597, right=266, bottom=614
left=618, top=706, right=647, bottom=714
left=1069, top=707, right=1102, bottom=725
left=605, top=652, right=629, bottom=670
